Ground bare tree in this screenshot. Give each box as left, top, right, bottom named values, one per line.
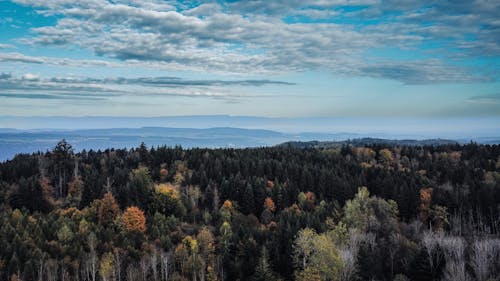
left=185, top=185, right=201, bottom=223
left=440, top=236, right=470, bottom=281
left=83, top=233, right=98, bottom=281
left=339, top=231, right=362, bottom=281
left=126, top=263, right=141, bottom=281
left=60, top=262, right=70, bottom=281
left=46, top=259, right=58, bottom=281
left=471, top=239, right=500, bottom=281
left=36, top=257, right=45, bottom=281
left=113, top=250, right=122, bottom=281
left=422, top=231, right=446, bottom=279
left=140, top=255, right=150, bottom=281
left=443, top=260, right=471, bottom=281
left=388, top=233, right=402, bottom=279
left=160, top=251, right=172, bottom=281
left=339, top=248, right=356, bottom=281
left=151, top=250, right=159, bottom=281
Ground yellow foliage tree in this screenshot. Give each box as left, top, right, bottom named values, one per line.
left=155, top=183, right=180, bottom=199
left=100, top=252, right=114, bottom=281
left=379, top=148, right=394, bottom=164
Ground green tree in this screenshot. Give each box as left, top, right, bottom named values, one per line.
left=343, top=187, right=399, bottom=235
left=293, top=228, right=317, bottom=269
left=127, top=167, right=154, bottom=209
left=252, top=247, right=276, bottom=281
left=51, top=139, right=74, bottom=198
left=310, top=234, right=342, bottom=281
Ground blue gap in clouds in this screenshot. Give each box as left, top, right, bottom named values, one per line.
left=366, top=47, right=433, bottom=61
left=282, top=6, right=402, bottom=27
left=0, top=1, right=115, bottom=65
left=0, top=1, right=59, bottom=41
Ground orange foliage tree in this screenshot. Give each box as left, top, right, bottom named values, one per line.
left=122, top=206, right=146, bottom=233
left=418, top=188, right=433, bottom=223
left=264, top=197, right=276, bottom=212
left=222, top=200, right=233, bottom=210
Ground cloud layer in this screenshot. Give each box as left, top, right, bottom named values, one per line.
left=0, top=72, right=293, bottom=101
left=8, top=0, right=499, bottom=83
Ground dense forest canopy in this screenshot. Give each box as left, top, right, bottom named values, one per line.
left=1, top=140, right=500, bottom=281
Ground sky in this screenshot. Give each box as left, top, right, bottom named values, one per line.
left=0, top=0, right=499, bottom=123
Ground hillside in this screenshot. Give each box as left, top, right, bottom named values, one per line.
left=1, top=141, right=499, bottom=281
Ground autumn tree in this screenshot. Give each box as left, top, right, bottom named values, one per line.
left=98, top=192, right=120, bottom=225
left=419, top=188, right=433, bottom=225
left=122, top=206, right=146, bottom=233
left=176, top=236, right=204, bottom=281
left=100, top=252, right=114, bottom=281
left=197, top=227, right=216, bottom=272
left=297, top=191, right=316, bottom=211
left=295, top=266, right=321, bottom=281
left=379, top=148, right=393, bottom=165
left=261, top=197, right=276, bottom=225
left=220, top=200, right=233, bottom=222
left=67, top=176, right=84, bottom=207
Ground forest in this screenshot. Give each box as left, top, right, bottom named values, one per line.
left=0, top=140, right=499, bottom=281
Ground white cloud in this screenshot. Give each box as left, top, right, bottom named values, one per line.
left=0, top=44, right=16, bottom=49
left=22, top=73, right=40, bottom=81
left=0, top=72, right=294, bottom=102
left=9, top=0, right=500, bottom=83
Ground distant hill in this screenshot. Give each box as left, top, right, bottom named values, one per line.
left=279, top=138, right=460, bottom=148
left=0, top=127, right=347, bottom=161
left=1, top=127, right=498, bottom=161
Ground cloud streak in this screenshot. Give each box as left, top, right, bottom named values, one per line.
left=0, top=72, right=295, bottom=101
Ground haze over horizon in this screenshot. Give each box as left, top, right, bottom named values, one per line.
left=0, top=0, right=499, bottom=126
left=0, top=115, right=499, bottom=140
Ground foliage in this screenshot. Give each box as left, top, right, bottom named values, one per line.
left=122, top=206, right=146, bottom=233
left=0, top=141, right=500, bottom=281
left=98, top=192, right=120, bottom=225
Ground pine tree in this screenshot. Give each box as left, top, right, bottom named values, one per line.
left=252, top=247, right=276, bottom=281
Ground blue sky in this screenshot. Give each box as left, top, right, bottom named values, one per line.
left=0, top=0, right=499, bottom=122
